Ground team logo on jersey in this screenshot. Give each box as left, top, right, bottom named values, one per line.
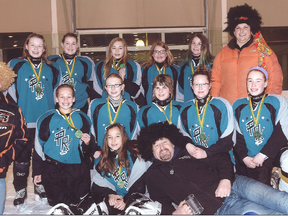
left=29, top=78, right=45, bottom=100
left=0, top=109, right=15, bottom=123
left=193, top=126, right=209, bottom=148
left=62, top=74, right=77, bottom=90
left=54, top=129, right=72, bottom=155
left=111, top=167, right=129, bottom=190
left=245, top=119, right=265, bottom=145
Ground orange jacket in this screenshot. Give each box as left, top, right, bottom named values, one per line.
left=211, top=40, right=283, bottom=104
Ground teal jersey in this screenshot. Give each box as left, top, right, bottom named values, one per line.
left=141, top=64, right=180, bottom=105
left=88, top=98, right=138, bottom=149
left=7, top=58, right=61, bottom=128
left=137, top=100, right=182, bottom=128
left=49, top=55, right=96, bottom=109
left=34, top=109, right=91, bottom=164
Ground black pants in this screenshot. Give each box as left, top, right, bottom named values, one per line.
left=42, top=157, right=91, bottom=206
left=13, top=128, right=34, bottom=191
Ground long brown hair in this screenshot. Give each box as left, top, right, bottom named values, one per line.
left=152, top=74, right=174, bottom=100
left=185, top=33, right=214, bottom=67
left=141, top=40, right=174, bottom=68
left=98, top=123, right=131, bottom=177
left=103, top=37, right=128, bottom=79
left=21, top=33, right=50, bottom=64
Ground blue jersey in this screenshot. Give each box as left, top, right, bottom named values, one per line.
left=141, top=64, right=180, bottom=105
left=94, top=60, right=144, bottom=105
left=91, top=152, right=151, bottom=200
left=34, top=109, right=91, bottom=164
left=233, top=94, right=288, bottom=159
left=178, top=61, right=212, bottom=102
left=95, top=152, right=134, bottom=197
left=49, top=55, right=97, bottom=109
left=88, top=98, right=138, bottom=149
left=137, top=100, right=182, bottom=128
left=7, top=58, right=61, bottom=128
left=179, top=96, right=234, bottom=157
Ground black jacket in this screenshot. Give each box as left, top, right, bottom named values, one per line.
left=146, top=148, right=234, bottom=215
left=0, top=92, right=28, bottom=178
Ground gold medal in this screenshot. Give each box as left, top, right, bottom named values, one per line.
left=195, top=95, right=211, bottom=142
left=254, top=131, right=262, bottom=140
left=249, top=94, right=266, bottom=140
left=117, top=181, right=125, bottom=188
left=68, top=81, right=75, bottom=88
left=199, top=133, right=206, bottom=141
left=120, top=64, right=126, bottom=69
left=75, top=130, right=83, bottom=139
left=36, top=86, right=43, bottom=93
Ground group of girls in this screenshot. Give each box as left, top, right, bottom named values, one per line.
left=5, top=30, right=288, bottom=215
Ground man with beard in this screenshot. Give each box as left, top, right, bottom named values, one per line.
left=137, top=122, right=288, bottom=215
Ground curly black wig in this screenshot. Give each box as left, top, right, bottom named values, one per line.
left=137, top=122, right=185, bottom=161
left=223, top=4, right=262, bottom=37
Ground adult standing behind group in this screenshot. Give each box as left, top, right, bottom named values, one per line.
left=211, top=4, right=283, bottom=105
left=178, top=33, right=214, bottom=102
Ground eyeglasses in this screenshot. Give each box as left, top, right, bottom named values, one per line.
left=105, top=84, right=123, bottom=89
left=153, top=50, right=166, bottom=55
left=192, top=83, right=209, bottom=88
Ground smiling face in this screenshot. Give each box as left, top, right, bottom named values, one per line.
left=111, top=41, right=125, bottom=59
left=56, top=86, right=75, bottom=113
left=107, top=127, right=123, bottom=151
left=234, top=23, right=252, bottom=47
left=153, top=82, right=171, bottom=101
left=25, top=37, right=45, bottom=58
left=152, top=138, right=175, bottom=162
left=152, top=45, right=167, bottom=64
left=191, top=36, right=202, bottom=56
left=61, top=36, right=78, bottom=55
left=191, top=74, right=211, bottom=99
left=247, top=70, right=267, bottom=96
left=105, top=76, right=125, bottom=100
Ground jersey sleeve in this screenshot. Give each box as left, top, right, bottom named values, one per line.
left=233, top=101, right=249, bottom=162
left=206, top=98, right=234, bottom=157
left=260, top=95, right=288, bottom=158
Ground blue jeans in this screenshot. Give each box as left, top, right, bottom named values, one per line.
left=216, top=175, right=288, bottom=215
left=0, top=178, right=5, bottom=214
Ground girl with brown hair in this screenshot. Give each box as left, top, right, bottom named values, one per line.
left=94, top=37, right=145, bottom=106
left=91, top=123, right=150, bottom=214
left=141, top=40, right=180, bottom=105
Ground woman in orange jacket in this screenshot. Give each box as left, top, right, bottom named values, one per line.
left=211, top=4, right=283, bottom=105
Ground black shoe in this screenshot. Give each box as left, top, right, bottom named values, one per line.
left=14, top=188, right=27, bottom=206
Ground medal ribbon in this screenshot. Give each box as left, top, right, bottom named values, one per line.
left=195, top=95, right=211, bottom=130
left=155, top=64, right=166, bottom=74
left=27, top=57, right=43, bottom=83
left=59, top=109, right=78, bottom=131
left=249, top=94, right=266, bottom=127
left=113, top=58, right=122, bottom=71
left=190, top=62, right=195, bottom=75
left=107, top=98, right=123, bottom=125
left=62, top=54, right=76, bottom=78
left=156, top=100, right=172, bottom=125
